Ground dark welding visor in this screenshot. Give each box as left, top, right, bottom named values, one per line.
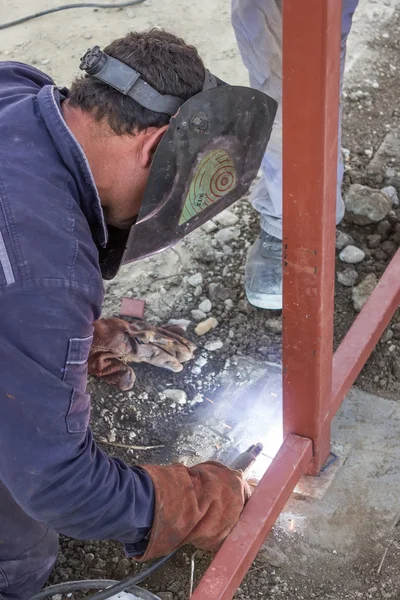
left=79, top=46, right=277, bottom=278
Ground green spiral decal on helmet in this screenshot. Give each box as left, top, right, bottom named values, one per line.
left=179, top=149, right=237, bottom=226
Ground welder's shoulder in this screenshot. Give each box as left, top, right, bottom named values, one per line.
left=0, top=61, right=53, bottom=100
left=0, top=62, right=102, bottom=292
left=0, top=75, right=100, bottom=289
left=0, top=165, right=103, bottom=290
left=0, top=158, right=102, bottom=291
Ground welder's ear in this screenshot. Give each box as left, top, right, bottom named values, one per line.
left=140, top=125, right=168, bottom=168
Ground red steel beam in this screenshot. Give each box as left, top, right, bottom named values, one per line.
left=330, top=249, right=400, bottom=420
left=282, top=0, right=342, bottom=474
left=191, top=434, right=312, bottom=600
left=192, top=2, right=343, bottom=598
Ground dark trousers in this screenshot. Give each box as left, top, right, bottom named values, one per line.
left=0, top=481, right=58, bottom=600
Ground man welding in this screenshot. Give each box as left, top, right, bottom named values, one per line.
left=0, top=30, right=276, bottom=599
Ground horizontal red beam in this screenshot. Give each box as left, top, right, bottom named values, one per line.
left=191, top=434, right=313, bottom=600
left=330, top=249, right=400, bottom=420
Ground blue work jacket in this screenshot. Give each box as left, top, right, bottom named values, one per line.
left=0, top=61, right=155, bottom=555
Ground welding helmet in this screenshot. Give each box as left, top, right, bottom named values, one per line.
left=79, top=46, right=277, bottom=279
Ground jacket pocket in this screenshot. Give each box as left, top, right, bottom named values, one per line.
left=66, top=388, right=91, bottom=434
left=62, top=335, right=93, bottom=392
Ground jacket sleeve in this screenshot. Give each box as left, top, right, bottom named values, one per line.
left=0, top=279, right=154, bottom=553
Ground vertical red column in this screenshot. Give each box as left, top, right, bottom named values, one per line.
left=282, top=0, right=342, bottom=474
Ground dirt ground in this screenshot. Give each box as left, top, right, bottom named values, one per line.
left=2, top=0, right=400, bottom=598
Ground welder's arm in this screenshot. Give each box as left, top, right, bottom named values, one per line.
left=0, top=282, right=154, bottom=554
left=0, top=282, right=248, bottom=556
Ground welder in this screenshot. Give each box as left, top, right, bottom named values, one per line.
left=0, top=29, right=276, bottom=599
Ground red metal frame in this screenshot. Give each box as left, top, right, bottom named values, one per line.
left=191, top=435, right=312, bottom=600
left=281, top=0, right=341, bottom=475
left=191, top=1, right=400, bottom=598
left=330, top=249, right=400, bottom=419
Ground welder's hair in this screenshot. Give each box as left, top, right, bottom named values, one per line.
left=68, top=29, right=205, bottom=135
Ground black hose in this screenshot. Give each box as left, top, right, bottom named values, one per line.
left=0, top=1, right=147, bottom=31
left=31, top=580, right=120, bottom=599
left=31, top=582, right=158, bottom=600
left=85, top=552, right=175, bottom=600
left=30, top=551, right=176, bottom=600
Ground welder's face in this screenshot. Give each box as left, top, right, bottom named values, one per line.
left=101, top=125, right=169, bottom=230
left=102, top=165, right=150, bottom=230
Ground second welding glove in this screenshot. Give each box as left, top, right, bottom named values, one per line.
left=88, top=318, right=196, bottom=390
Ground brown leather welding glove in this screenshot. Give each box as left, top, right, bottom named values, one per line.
left=137, top=461, right=251, bottom=561
left=88, top=318, right=196, bottom=391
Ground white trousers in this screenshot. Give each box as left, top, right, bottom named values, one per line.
left=232, top=0, right=360, bottom=238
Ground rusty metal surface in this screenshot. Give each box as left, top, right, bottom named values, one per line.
left=330, top=250, right=400, bottom=420
left=191, top=434, right=312, bottom=600
left=282, top=0, right=342, bottom=475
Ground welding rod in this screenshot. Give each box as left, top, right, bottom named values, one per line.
left=229, top=442, right=264, bottom=474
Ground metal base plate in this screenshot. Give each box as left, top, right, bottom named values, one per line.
left=293, top=442, right=352, bottom=500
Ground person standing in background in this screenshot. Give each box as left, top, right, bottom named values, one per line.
left=232, top=0, right=360, bottom=309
